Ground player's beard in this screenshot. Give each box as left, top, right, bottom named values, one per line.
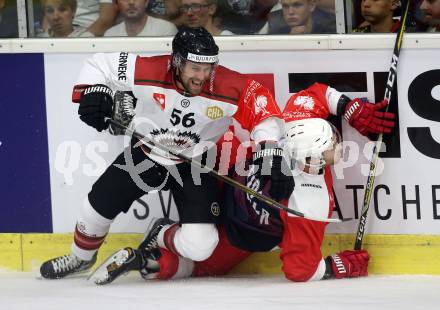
left=182, top=78, right=205, bottom=95
left=174, top=62, right=213, bottom=96
left=176, top=70, right=208, bottom=95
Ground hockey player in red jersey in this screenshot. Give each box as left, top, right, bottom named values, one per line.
left=212, top=82, right=394, bottom=281
left=39, top=26, right=294, bottom=280
left=90, top=82, right=394, bottom=284
left=188, top=83, right=394, bottom=282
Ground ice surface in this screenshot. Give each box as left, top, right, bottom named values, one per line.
left=0, top=272, right=439, bottom=310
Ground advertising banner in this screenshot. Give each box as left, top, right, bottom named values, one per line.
left=4, top=48, right=439, bottom=234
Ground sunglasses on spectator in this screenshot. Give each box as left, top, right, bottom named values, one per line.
left=179, top=3, right=211, bottom=13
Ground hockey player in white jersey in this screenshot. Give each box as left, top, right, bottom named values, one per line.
left=39, top=26, right=294, bottom=279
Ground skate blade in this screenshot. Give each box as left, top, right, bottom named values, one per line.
left=35, top=269, right=90, bottom=280
left=87, top=249, right=132, bottom=285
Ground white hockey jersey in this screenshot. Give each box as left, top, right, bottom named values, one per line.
left=72, top=52, right=284, bottom=165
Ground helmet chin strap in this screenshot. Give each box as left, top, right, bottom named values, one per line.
left=294, top=157, right=325, bottom=175
left=173, top=68, right=192, bottom=97
left=172, top=53, right=190, bottom=95
left=304, top=163, right=324, bottom=175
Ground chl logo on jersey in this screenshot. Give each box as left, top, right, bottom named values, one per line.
left=153, top=93, right=165, bottom=110
left=206, top=106, right=224, bottom=120
left=294, top=95, right=315, bottom=110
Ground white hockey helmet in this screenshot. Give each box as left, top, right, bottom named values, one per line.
left=285, top=118, right=342, bottom=172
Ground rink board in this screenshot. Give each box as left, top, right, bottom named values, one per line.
left=1, top=36, right=440, bottom=277
left=1, top=233, right=439, bottom=275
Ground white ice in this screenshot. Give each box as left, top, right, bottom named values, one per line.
left=1, top=272, right=439, bottom=310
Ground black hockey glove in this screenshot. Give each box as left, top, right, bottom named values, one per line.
left=247, top=142, right=294, bottom=201
left=78, top=84, right=114, bottom=132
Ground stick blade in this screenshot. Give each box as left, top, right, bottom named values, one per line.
left=301, top=215, right=353, bottom=223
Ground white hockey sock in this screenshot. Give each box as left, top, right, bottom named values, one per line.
left=71, top=199, right=113, bottom=261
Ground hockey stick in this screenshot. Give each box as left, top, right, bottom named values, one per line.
left=107, top=118, right=350, bottom=223
left=354, top=0, right=411, bottom=250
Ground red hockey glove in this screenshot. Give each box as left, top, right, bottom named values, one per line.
left=327, top=250, right=369, bottom=279
left=343, top=99, right=395, bottom=136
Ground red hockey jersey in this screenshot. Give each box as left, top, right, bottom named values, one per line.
left=282, top=82, right=345, bottom=122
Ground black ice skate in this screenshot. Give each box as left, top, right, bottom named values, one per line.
left=88, top=247, right=143, bottom=285
left=40, top=253, right=97, bottom=279
left=137, top=218, right=175, bottom=279
left=138, top=217, right=175, bottom=252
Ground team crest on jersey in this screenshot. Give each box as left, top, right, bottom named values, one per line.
left=153, top=93, right=166, bottom=110
left=294, top=96, right=315, bottom=110
left=255, top=95, right=269, bottom=115
left=206, top=106, right=224, bottom=120
left=150, top=128, right=200, bottom=152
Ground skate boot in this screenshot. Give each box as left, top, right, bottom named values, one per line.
left=137, top=218, right=175, bottom=279
left=138, top=217, right=175, bottom=252
left=88, top=218, right=175, bottom=284
left=88, top=247, right=144, bottom=285
left=40, top=252, right=97, bottom=279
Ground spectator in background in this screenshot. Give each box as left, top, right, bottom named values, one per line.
left=0, top=0, right=19, bottom=37
left=105, top=0, right=177, bottom=36
left=73, top=0, right=118, bottom=36
left=39, top=0, right=93, bottom=37
left=283, top=0, right=335, bottom=33
left=164, top=0, right=186, bottom=26
left=146, top=0, right=186, bottom=26
left=105, top=0, right=177, bottom=37
left=147, top=0, right=167, bottom=15
left=221, top=0, right=279, bottom=34
left=180, top=0, right=235, bottom=35
left=353, top=0, right=400, bottom=33
left=420, top=0, right=440, bottom=31
left=260, top=0, right=335, bottom=34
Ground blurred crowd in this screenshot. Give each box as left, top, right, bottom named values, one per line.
left=1, top=0, right=439, bottom=38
